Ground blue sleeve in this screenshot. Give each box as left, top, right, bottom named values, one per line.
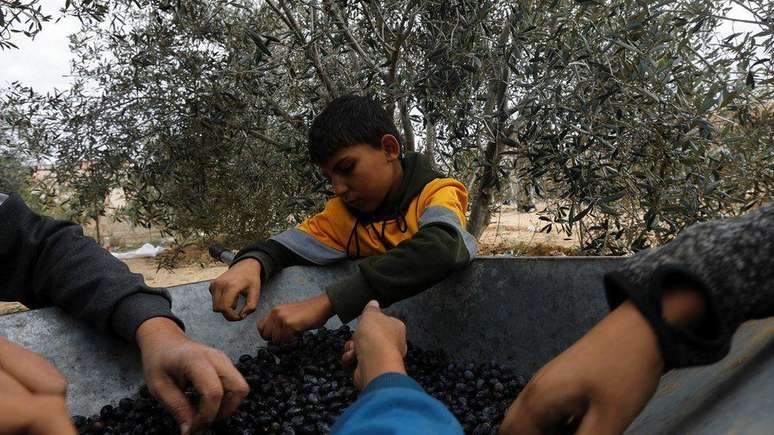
left=331, top=372, right=463, bottom=435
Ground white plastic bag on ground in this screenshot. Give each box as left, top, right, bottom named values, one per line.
left=112, top=243, right=165, bottom=259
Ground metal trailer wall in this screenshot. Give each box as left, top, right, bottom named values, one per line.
left=1, top=257, right=772, bottom=434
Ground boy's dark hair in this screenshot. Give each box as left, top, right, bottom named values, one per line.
left=308, top=95, right=401, bottom=164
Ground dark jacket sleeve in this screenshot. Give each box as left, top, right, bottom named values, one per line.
left=604, top=202, right=774, bottom=368
left=327, top=223, right=474, bottom=323
left=0, top=193, right=184, bottom=342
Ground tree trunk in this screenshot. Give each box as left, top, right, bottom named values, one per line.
left=467, top=16, right=513, bottom=239
left=94, top=214, right=102, bottom=246
left=399, top=95, right=415, bottom=152
left=424, top=119, right=437, bottom=166
left=467, top=137, right=505, bottom=238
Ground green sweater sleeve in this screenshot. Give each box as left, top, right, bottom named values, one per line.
left=326, top=223, right=475, bottom=323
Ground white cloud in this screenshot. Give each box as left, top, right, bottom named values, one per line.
left=0, top=0, right=81, bottom=93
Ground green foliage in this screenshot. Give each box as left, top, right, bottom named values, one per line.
left=2, top=0, right=772, bottom=253
left=0, top=148, right=29, bottom=194
left=0, top=0, right=110, bottom=49
left=507, top=0, right=774, bottom=254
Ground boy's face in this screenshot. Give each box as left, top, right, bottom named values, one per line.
left=319, top=136, right=401, bottom=213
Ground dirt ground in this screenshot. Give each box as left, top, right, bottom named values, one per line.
left=478, top=205, right=579, bottom=255
left=122, top=258, right=228, bottom=287
left=0, top=205, right=573, bottom=315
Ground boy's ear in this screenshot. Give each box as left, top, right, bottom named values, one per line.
left=380, top=134, right=402, bottom=161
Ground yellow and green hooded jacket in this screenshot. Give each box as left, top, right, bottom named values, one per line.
left=233, top=152, right=477, bottom=323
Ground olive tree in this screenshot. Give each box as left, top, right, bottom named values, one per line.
left=4, top=0, right=772, bottom=254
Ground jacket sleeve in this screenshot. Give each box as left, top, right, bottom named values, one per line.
left=604, top=202, right=774, bottom=368
left=0, top=193, right=184, bottom=342
left=231, top=199, right=347, bottom=280
left=232, top=239, right=312, bottom=281
left=330, top=372, right=464, bottom=435
left=326, top=184, right=477, bottom=323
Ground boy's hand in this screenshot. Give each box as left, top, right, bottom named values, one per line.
left=0, top=337, right=76, bottom=434
left=258, top=293, right=335, bottom=343
left=209, top=258, right=262, bottom=321
left=499, top=300, right=664, bottom=435
left=499, top=286, right=705, bottom=435
left=137, top=317, right=250, bottom=435
left=341, top=300, right=407, bottom=390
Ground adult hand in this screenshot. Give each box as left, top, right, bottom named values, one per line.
left=0, top=337, right=76, bottom=434
left=209, top=258, right=262, bottom=321
left=136, top=317, right=250, bottom=435
left=341, top=300, right=407, bottom=390
left=258, top=293, right=334, bottom=343
left=499, top=287, right=704, bottom=435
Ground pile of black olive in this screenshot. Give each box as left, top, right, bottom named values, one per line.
left=73, top=326, right=525, bottom=435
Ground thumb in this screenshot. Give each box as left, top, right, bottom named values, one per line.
left=363, top=300, right=381, bottom=314
left=149, top=377, right=195, bottom=435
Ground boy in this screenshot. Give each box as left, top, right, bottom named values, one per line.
left=210, top=95, right=477, bottom=342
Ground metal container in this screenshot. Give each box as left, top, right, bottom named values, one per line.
left=1, top=257, right=771, bottom=434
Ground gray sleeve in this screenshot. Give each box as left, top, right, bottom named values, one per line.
left=605, top=202, right=774, bottom=368
left=0, top=193, right=184, bottom=342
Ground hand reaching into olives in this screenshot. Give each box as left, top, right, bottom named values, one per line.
left=341, top=300, right=407, bottom=390
left=258, top=293, right=335, bottom=343
left=0, top=337, right=76, bottom=434
left=209, top=258, right=262, bottom=321
left=499, top=287, right=706, bottom=435
left=136, top=317, right=250, bottom=434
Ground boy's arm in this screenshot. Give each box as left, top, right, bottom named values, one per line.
left=0, top=193, right=183, bottom=342
left=232, top=239, right=313, bottom=281
left=213, top=200, right=346, bottom=324
left=327, top=185, right=476, bottom=323
left=231, top=199, right=348, bottom=279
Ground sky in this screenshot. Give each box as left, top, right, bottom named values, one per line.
left=0, top=1, right=767, bottom=95
left=0, top=0, right=81, bottom=93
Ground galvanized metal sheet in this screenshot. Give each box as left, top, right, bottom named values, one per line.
left=4, top=257, right=772, bottom=434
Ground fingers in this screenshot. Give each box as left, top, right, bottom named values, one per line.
left=187, top=360, right=224, bottom=432
left=0, top=368, right=32, bottom=396
left=219, top=288, right=244, bottom=321
left=0, top=337, right=68, bottom=395
left=183, top=351, right=249, bottom=430
left=209, top=352, right=250, bottom=420
left=209, top=280, right=244, bottom=321
left=144, top=337, right=249, bottom=434
left=500, top=366, right=588, bottom=435
left=362, top=299, right=381, bottom=315
left=341, top=340, right=357, bottom=369
left=258, top=310, right=296, bottom=344
left=270, top=321, right=296, bottom=344
left=27, top=395, right=78, bottom=435
left=239, top=282, right=261, bottom=319
left=0, top=394, right=76, bottom=435
left=352, top=366, right=364, bottom=391
left=147, top=376, right=196, bottom=435
left=208, top=283, right=221, bottom=311
left=257, top=315, right=270, bottom=340
left=210, top=262, right=261, bottom=322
